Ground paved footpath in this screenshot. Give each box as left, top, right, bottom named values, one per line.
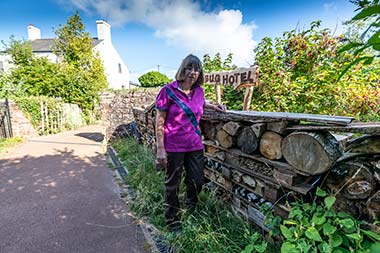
left=0, top=125, right=149, bottom=253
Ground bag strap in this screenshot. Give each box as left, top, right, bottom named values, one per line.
left=165, top=87, right=201, bottom=137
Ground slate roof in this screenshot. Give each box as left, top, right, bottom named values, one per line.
left=29, top=38, right=103, bottom=52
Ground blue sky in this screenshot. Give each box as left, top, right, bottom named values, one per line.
left=0, top=0, right=357, bottom=84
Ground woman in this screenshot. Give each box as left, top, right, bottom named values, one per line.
left=155, top=54, right=225, bottom=231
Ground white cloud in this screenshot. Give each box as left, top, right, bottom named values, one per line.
left=323, top=2, right=337, bottom=13
left=64, top=0, right=257, bottom=67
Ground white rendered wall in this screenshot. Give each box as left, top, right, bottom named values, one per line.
left=94, top=41, right=130, bottom=89
left=0, top=54, right=13, bottom=73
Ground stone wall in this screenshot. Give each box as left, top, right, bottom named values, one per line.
left=99, top=88, right=160, bottom=139
left=8, top=101, right=38, bottom=137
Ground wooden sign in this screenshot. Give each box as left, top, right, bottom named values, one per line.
left=204, top=66, right=259, bottom=110
left=204, top=67, right=258, bottom=90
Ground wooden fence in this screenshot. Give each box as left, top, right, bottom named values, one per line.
left=0, top=98, right=13, bottom=139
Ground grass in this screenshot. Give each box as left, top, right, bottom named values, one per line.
left=0, top=137, right=23, bottom=155
left=111, top=138, right=263, bottom=253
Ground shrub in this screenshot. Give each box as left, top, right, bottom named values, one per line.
left=138, top=71, right=171, bottom=87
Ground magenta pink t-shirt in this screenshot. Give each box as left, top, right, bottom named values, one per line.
left=156, top=81, right=205, bottom=152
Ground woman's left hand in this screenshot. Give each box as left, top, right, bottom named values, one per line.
left=213, top=103, right=226, bottom=112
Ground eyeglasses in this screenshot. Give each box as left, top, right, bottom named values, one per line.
left=185, top=67, right=200, bottom=73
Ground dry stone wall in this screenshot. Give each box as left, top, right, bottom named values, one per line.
left=99, top=88, right=160, bottom=139
left=8, top=100, right=38, bottom=137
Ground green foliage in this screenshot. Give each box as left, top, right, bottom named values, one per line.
left=1, top=13, right=108, bottom=119
left=241, top=232, right=268, bottom=253
left=138, top=71, right=170, bottom=87
left=4, top=36, right=34, bottom=66
left=54, top=12, right=108, bottom=113
left=111, top=138, right=255, bottom=253
left=339, top=0, right=380, bottom=77
left=253, top=21, right=380, bottom=121
left=203, top=53, right=244, bottom=110
left=13, top=96, right=85, bottom=135
left=277, top=188, right=380, bottom=253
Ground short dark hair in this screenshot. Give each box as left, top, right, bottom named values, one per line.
left=175, top=54, right=204, bottom=87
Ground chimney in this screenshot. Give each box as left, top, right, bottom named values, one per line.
left=96, top=20, right=111, bottom=42
left=28, top=24, right=41, bottom=40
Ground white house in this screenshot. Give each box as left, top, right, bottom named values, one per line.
left=0, top=20, right=131, bottom=89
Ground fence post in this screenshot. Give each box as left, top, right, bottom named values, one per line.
left=5, top=98, right=13, bottom=138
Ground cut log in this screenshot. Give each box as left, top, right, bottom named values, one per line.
left=327, top=161, right=375, bottom=200
left=346, top=135, right=380, bottom=153
left=367, top=191, right=380, bottom=221
left=259, top=131, right=283, bottom=160
left=200, top=121, right=219, bottom=140
left=282, top=131, right=342, bottom=175
left=251, top=123, right=266, bottom=138
left=237, top=127, right=258, bottom=154
left=216, top=129, right=234, bottom=149
left=223, top=121, right=242, bottom=136
left=267, top=121, right=288, bottom=134
left=332, top=133, right=354, bottom=149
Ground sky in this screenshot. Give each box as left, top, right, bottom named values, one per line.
left=0, top=0, right=358, bottom=84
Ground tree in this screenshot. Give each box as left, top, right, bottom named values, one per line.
left=54, top=12, right=108, bottom=113
left=202, top=53, right=243, bottom=110
left=2, top=38, right=64, bottom=98
left=339, top=0, right=380, bottom=77
left=203, top=53, right=236, bottom=72
left=138, top=71, right=170, bottom=87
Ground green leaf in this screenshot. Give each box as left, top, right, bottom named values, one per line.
left=312, top=214, right=327, bottom=225
left=346, top=233, right=362, bottom=241
left=370, top=242, right=380, bottom=253
left=337, top=212, right=351, bottom=219
left=353, top=6, right=380, bottom=20
left=338, top=56, right=374, bottom=79
left=316, top=187, right=327, bottom=197
left=281, top=242, right=300, bottom=253
left=324, top=196, right=336, bottom=209
left=254, top=243, right=268, bottom=253
left=305, top=227, right=323, bottom=242
left=284, top=220, right=298, bottom=225
left=338, top=42, right=363, bottom=53
left=318, top=241, right=332, bottom=252
left=339, top=218, right=355, bottom=229
left=373, top=44, right=380, bottom=51
left=333, top=247, right=350, bottom=253
left=242, top=244, right=254, bottom=253
left=368, top=31, right=380, bottom=46
left=280, top=225, right=294, bottom=240
left=332, top=233, right=343, bottom=247
left=361, top=229, right=380, bottom=241
left=323, top=223, right=337, bottom=236
left=363, top=57, right=374, bottom=65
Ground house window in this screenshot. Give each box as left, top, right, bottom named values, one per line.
left=0, top=61, right=4, bottom=71
left=118, top=63, right=122, bottom=73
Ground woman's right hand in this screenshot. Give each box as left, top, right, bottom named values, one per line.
left=155, top=147, right=167, bottom=170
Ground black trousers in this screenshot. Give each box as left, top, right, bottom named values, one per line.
left=164, top=149, right=204, bottom=226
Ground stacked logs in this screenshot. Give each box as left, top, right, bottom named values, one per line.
left=132, top=104, right=156, bottom=151
left=201, top=109, right=380, bottom=226
left=133, top=104, right=380, bottom=228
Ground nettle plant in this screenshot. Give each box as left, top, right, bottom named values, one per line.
left=279, top=188, right=380, bottom=253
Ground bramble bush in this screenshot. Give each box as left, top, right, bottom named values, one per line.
left=252, top=21, right=380, bottom=121
left=203, top=22, right=380, bottom=121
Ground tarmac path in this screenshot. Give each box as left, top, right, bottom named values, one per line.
left=0, top=125, right=149, bottom=253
